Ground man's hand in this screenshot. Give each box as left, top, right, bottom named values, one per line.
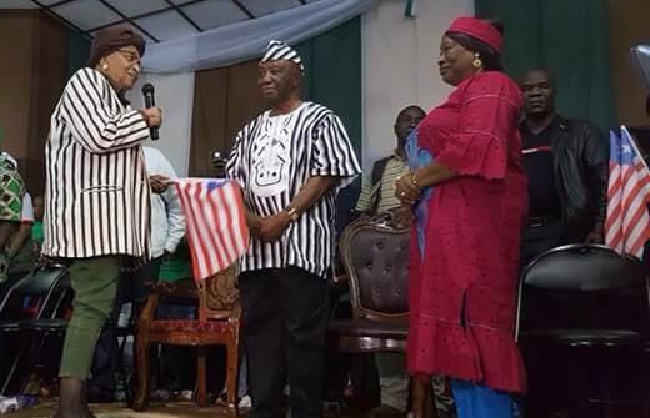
left=246, top=211, right=262, bottom=236
left=258, top=211, right=292, bottom=242
left=150, top=175, right=170, bottom=193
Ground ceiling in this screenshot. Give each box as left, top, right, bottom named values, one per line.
left=0, top=0, right=324, bottom=43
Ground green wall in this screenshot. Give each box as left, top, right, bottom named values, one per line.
left=296, top=18, right=363, bottom=222
left=476, top=0, right=616, bottom=129
left=67, top=30, right=90, bottom=77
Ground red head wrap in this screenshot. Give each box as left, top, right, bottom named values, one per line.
left=447, top=16, right=502, bottom=53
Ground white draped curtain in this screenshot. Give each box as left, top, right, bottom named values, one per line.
left=142, top=0, right=382, bottom=73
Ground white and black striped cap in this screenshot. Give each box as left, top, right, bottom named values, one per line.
left=261, top=40, right=304, bottom=73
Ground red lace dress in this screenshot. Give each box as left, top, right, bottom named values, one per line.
left=407, top=71, right=528, bottom=394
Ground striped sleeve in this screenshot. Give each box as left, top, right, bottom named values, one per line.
left=310, top=113, right=361, bottom=188
left=59, top=68, right=149, bottom=154
left=354, top=174, right=375, bottom=212
left=226, top=129, right=245, bottom=187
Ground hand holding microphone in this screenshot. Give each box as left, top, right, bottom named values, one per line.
left=141, top=83, right=162, bottom=140
left=141, top=107, right=162, bottom=127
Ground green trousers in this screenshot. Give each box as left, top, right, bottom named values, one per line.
left=59, top=256, right=121, bottom=379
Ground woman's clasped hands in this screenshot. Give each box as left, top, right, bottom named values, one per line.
left=395, top=172, right=422, bottom=207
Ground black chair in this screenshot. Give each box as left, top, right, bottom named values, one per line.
left=0, top=266, right=71, bottom=396
left=93, top=307, right=136, bottom=404
left=516, top=244, right=650, bottom=418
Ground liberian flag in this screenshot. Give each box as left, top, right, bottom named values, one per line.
left=605, top=126, right=650, bottom=259
left=174, top=178, right=249, bottom=281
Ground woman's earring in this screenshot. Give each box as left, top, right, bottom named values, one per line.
left=102, top=63, right=109, bottom=71
left=472, top=52, right=482, bottom=68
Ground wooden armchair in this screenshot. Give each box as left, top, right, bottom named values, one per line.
left=132, top=266, right=240, bottom=416
left=327, top=209, right=434, bottom=417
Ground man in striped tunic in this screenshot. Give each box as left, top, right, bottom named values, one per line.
left=43, top=25, right=161, bottom=418
left=226, top=40, right=360, bottom=418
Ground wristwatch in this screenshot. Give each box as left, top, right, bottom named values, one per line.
left=284, top=206, right=299, bottom=221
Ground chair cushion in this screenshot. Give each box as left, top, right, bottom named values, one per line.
left=346, top=229, right=410, bottom=314
left=149, top=319, right=230, bottom=334
left=327, top=318, right=407, bottom=339
left=521, top=328, right=643, bottom=345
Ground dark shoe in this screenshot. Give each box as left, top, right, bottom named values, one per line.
left=50, top=377, right=84, bottom=418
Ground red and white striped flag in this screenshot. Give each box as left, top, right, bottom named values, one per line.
left=174, top=178, right=249, bottom=281
left=605, top=126, right=650, bottom=258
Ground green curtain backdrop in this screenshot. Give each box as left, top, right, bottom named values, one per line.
left=296, top=17, right=363, bottom=217
left=67, top=29, right=90, bottom=77
left=296, top=17, right=362, bottom=154
left=475, top=0, right=616, bottom=129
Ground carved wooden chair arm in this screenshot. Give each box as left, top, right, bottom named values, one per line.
left=137, top=292, right=160, bottom=329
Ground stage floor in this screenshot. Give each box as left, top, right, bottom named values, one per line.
left=12, top=402, right=246, bottom=418
left=9, top=401, right=368, bottom=418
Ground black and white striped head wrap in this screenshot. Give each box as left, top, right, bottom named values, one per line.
left=261, top=40, right=305, bottom=73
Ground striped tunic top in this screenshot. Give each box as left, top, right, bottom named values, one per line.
left=43, top=68, right=151, bottom=259
left=226, top=102, right=360, bottom=278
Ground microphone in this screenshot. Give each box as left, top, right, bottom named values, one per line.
left=141, top=83, right=159, bottom=141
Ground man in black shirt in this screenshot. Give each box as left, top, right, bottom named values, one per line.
left=519, top=68, right=608, bottom=267
left=519, top=68, right=609, bottom=418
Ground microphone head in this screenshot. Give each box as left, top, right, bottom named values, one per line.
left=141, top=83, right=155, bottom=95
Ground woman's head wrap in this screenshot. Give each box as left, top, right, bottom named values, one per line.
left=446, top=16, right=503, bottom=53
left=88, top=24, right=145, bottom=68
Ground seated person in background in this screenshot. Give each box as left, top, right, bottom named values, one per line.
left=0, top=152, right=26, bottom=281
left=7, top=193, right=43, bottom=273
left=519, top=68, right=608, bottom=267
left=354, top=106, right=425, bottom=217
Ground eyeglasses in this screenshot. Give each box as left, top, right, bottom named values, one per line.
left=116, top=49, right=141, bottom=65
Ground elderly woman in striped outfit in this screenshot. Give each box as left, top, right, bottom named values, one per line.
left=43, top=25, right=161, bottom=418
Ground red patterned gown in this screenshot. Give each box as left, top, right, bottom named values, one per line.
left=407, top=71, right=528, bottom=394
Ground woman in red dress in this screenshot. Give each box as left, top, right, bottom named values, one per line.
left=395, top=16, right=527, bottom=417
